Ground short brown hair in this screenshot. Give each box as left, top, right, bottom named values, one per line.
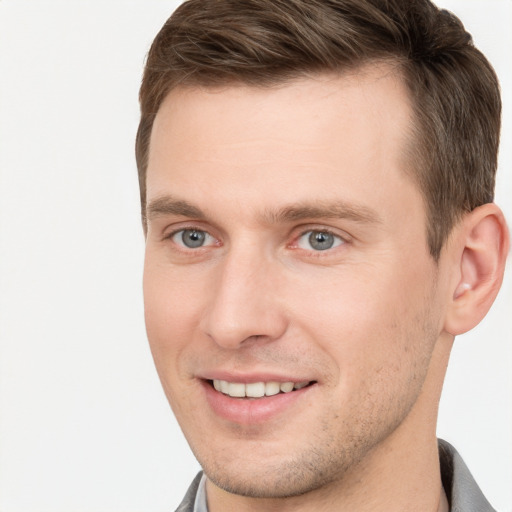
left=136, top=0, right=501, bottom=259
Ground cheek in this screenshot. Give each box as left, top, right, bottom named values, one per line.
left=143, top=259, right=205, bottom=371
left=289, top=260, right=436, bottom=378
left=143, top=264, right=209, bottom=420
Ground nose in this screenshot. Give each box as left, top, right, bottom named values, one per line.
left=199, top=247, right=288, bottom=349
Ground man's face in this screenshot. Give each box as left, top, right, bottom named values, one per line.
left=143, top=68, right=450, bottom=498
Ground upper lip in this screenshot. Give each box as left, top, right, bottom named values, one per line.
left=198, top=371, right=314, bottom=384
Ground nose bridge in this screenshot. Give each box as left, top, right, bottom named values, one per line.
left=200, top=241, right=286, bottom=348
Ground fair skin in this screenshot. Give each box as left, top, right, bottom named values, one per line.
left=143, top=65, right=508, bottom=512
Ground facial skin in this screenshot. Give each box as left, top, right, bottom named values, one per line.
left=143, top=66, right=459, bottom=511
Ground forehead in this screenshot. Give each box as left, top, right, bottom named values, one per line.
left=146, top=64, right=420, bottom=224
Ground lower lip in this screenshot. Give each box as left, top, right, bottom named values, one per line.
left=202, top=381, right=314, bottom=425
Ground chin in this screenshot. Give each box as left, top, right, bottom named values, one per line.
left=204, top=462, right=335, bottom=499
left=193, top=437, right=364, bottom=500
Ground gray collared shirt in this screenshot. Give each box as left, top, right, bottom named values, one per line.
left=192, top=473, right=208, bottom=512
left=178, top=439, right=495, bottom=512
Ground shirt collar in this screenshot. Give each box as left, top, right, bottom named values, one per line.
left=192, top=473, right=208, bottom=512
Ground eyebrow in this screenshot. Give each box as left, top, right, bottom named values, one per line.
left=261, top=201, right=382, bottom=225
left=145, top=195, right=381, bottom=225
left=145, top=196, right=206, bottom=222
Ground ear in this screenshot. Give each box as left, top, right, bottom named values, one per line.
left=444, top=203, right=510, bottom=336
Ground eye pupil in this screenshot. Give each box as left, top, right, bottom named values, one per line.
left=309, top=231, right=334, bottom=251
left=181, top=229, right=206, bottom=248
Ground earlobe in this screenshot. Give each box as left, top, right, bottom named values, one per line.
left=444, top=203, right=510, bottom=336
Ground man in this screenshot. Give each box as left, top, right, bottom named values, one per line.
left=136, top=1, right=509, bottom=511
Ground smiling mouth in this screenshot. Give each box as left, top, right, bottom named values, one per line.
left=210, top=379, right=314, bottom=399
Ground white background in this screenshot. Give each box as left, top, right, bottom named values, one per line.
left=0, top=1, right=510, bottom=511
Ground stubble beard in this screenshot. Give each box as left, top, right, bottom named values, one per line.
left=190, top=386, right=427, bottom=500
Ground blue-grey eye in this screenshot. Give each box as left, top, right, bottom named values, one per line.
left=172, top=229, right=213, bottom=248
left=297, top=230, right=344, bottom=251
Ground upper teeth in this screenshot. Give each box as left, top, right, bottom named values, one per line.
left=213, top=379, right=310, bottom=398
